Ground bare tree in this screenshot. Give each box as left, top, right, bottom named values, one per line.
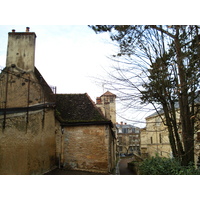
left=89, top=25, right=200, bottom=166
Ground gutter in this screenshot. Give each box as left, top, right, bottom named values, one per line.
left=0, top=102, right=55, bottom=115
left=60, top=120, right=113, bottom=127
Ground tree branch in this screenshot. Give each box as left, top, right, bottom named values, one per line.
left=150, top=25, right=175, bottom=38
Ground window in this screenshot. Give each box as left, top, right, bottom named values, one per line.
left=122, top=128, right=128, bottom=133
left=129, top=136, right=133, bottom=144
left=150, top=137, right=153, bottom=144
left=110, top=97, right=114, bottom=103
left=104, top=97, right=109, bottom=103
left=197, top=132, right=200, bottom=142
left=155, top=117, right=161, bottom=126
left=129, top=146, right=133, bottom=152
left=118, top=137, right=122, bottom=145
left=159, top=134, right=162, bottom=143
left=119, top=146, right=123, bottom=151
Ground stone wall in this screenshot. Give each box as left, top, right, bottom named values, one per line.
left=60, top=125, right=112, bottom=173
left=0, top=109, right=56, bottom=175
left=0, top=69, right=48, bottom=109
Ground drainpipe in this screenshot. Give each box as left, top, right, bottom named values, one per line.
left=3, top=68, right=9, bottom=129
left=60, top=127, right=64, bottom=168
left=26, top=75, right=30, bottom=124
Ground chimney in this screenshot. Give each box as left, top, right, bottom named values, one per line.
left=96, top=97, right=102, bottom=104
left=26, top=27, right=30, bottom=32
left=6, top=27, right=36, bottom=72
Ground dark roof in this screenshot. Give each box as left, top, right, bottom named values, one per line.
left=56, top=93, right=112, bottom=126
left=34, top=67, right=55, bottom=102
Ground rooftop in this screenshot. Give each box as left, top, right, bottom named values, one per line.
left=101, top=91, right=116, bottom=97
left=56, top=93, right=112, bottom=126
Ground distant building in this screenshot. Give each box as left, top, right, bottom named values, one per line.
left=141, top=99, right=200, bottom=166
left=96, top=91, right=117, bottom=124
left=116, top=122, right=140, bottom=156
left=141, top=112, right=172, bottom=159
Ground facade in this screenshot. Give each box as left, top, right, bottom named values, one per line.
left=116, top=122, right=140, bottom=156
left=0, top=28, right=116, bottom=174
left=141, top=112, right=172, bottom=159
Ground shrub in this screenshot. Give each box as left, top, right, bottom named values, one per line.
left=138, top=156, right=200, bottom=175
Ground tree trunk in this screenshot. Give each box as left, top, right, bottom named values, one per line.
left=174, top=27, right=194, bottom=165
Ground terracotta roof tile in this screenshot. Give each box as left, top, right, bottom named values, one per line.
left=101, top=91, right=116, bottom=97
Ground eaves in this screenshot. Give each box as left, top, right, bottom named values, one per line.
left=60, top=120, right=113, bottom=127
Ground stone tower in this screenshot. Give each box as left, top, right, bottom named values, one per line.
left=96, top=91, right=116, bottom=124
left=6, top=27, right=36, bottom=72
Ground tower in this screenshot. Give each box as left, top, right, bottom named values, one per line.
left=6, top=27, right=36, bottom=72
left=96, top=91, right=116, bottom=124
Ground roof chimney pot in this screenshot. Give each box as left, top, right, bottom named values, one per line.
left=12, top=29, right=15, bottom=32
left=26, top=27, right=30, bottom=32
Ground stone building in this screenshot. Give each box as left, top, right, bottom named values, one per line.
left=116, top=122, right=140, bottom=156
left=0, top=28, right=116, bottom=174
left=141, top=111, right=172, bottom=159
left=141, top=99, right=200, bottom=165
left=0, top=28, right=56, bottom=174
left=96, top=91, right=117, bottom=124
left=55, top=93, right=116, bottom=173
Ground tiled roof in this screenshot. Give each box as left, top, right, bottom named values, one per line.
left=101, top=91, right=116, bottom=97
left=55, top=93, right=111, bottom=125
left=34, top=67, right=55, bottom=102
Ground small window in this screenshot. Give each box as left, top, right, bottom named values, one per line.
left=110, top=97, right=114, bottom=103
left=150, top=137, right=153, bottom=144
left=159, top=134, right=162, bottom=143
left=197, top=132, right=200, bottom=142
left=122, top=128, right=128, bottom=133
left=118, top=137, right=122, bottom=145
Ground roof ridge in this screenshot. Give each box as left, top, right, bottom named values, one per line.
left=100, top=91, right=116, bottom=97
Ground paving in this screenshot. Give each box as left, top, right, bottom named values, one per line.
left=44, top=168, right=109, bottom=175
left=44, top=157, right=137, bottom=175
left=119, top=157, right=137, bottom=175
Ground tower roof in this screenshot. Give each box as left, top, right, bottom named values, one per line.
left=101, top=91, right=116, bottom=97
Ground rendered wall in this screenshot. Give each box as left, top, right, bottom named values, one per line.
left=6, top=32, right=36, bottom=72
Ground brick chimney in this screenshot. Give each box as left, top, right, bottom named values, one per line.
left=96, top=97, right=102, bottom=104
left=6, top=27, right=36, bottom=72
